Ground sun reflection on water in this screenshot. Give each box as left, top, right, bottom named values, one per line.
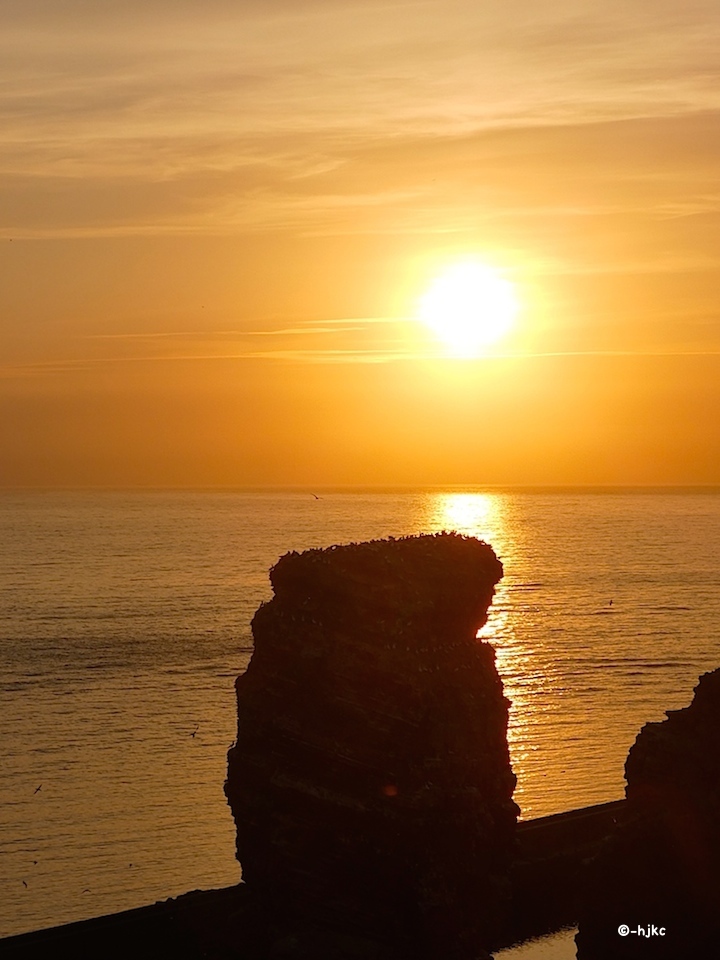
left=427, top=492, right=510, bottom=645
left=426, top=491, right=539, bottom=817
left=430, top=492, right=501, bottom=543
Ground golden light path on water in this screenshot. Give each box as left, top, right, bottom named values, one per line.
left=429, top=494, right=598, bottom=960
left=428, top=492, right=544, bottom=820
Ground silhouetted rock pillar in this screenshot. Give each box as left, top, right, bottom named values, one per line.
left=576, top=668, right=720, bottom=959
left=225, top=533, right=518, bottom=959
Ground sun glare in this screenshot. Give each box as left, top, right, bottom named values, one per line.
left=418, top=262, right=519, bottom=357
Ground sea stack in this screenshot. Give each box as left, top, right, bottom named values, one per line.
left=576, top=667, right=720, bottom=959
left=225, top=533, right=518, bottom=959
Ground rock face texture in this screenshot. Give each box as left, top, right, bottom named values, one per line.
left=576, top=668, right=720, bottom=959
left=225, top=533, right=518, bottom=959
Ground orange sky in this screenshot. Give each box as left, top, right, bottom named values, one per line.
left=2, top=1, right=720, bottom=487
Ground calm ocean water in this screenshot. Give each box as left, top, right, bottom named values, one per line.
left=1, top=490, right=719, bottom=941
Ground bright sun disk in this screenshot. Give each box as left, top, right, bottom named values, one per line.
left=418, top=262, right=518, bottom=357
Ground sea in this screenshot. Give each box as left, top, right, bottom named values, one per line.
left=1, top=490, right=719, bottom=953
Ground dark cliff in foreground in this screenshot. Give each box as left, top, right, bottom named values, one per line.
left=576, top=667, right=720, bottom=959
left=225, top=533, right=518, bottom=959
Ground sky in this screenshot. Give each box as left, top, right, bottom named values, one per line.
left=2, top=0, right=720, bottom=487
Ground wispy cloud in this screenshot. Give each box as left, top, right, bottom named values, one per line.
left=4, top=2, right=720, bottom=183
left=3, top=107, right=720, bottom=253
left=3, top=309, right=720, bottom=381
left=82, top=320, right=381, bottom=341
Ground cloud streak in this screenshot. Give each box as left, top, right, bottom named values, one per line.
left=4, top=2, right=720, bottom=173
left=3, top=308, right=720, bottom=381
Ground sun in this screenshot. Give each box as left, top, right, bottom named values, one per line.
left=417, top=261, right=519, bottom=357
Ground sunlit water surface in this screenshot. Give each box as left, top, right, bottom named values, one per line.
left=1, top=491, right=719, bottom=939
